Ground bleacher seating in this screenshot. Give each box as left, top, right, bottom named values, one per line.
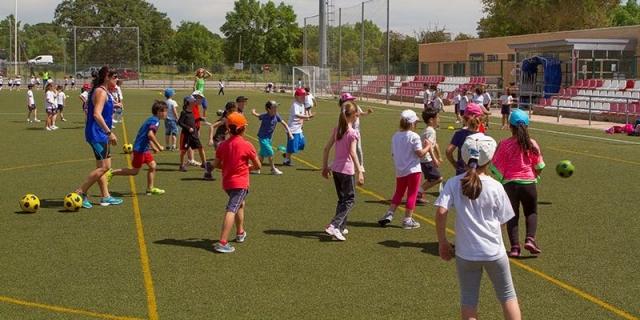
left=548, top=79, right=640, bottom=115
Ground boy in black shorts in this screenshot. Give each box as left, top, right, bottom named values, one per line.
left=178, top=96, right=204, bottom=172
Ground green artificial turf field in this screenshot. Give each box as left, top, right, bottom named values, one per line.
left=0, top=87, right=638, bottom=320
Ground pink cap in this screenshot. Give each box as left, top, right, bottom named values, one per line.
left=340, top=92, right=356, bottom=103
left=464, top=103, right=484, bottom=117
left=294, top=88, right=307, bottom=97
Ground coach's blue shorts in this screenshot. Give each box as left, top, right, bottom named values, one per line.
left=286, top=133, right=305, bottom=154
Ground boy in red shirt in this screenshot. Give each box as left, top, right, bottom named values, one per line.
left=213, top=112, right=261, bottom=253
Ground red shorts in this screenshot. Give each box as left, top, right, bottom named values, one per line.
left=132, top=151, right=154, bottom=168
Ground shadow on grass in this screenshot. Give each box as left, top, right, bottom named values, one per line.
left=39, top=199, right=65, bottom=208
left=109, top=191, right=134, bottom=198
left=155, top=168, right=180, bottom=172
left=296, top=168, right=320, bottom=172
left=156, top=162, right=181, bottom=166
left=154, top=238, right=215, bottom=253
left=181, top=177, right=215, bottom=181
left=378, top=240, right=440, bottom=256
left=347, top=220, right=402, bottom=229
left=263, top=229, right=333, bottom=242
left=60, top=126, right=84, bottom=130
left=509, top=255, right=539, bottom=260
left=538, top=201, right=553, bottom=205
left=26, top=127, right=45, bottom=131
left=364, top=200, right=391, bottom=205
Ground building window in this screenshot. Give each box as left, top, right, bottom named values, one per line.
left=508, top=54, right=516, bottom=61
left=487, top=54, right=498, bottom=62
left=469, top=53, right=484, bottom=61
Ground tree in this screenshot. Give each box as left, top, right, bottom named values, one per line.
left=454, top=33, right=475, bottom=41
left=172, top=21, right=223, bottom=67
left=21, top=23, right=65, bottom=62
left=388, top=32, right=418, bottom=64
left=220, top=0, right=300, bottom=64
left=477, top=0, right=619, bottom=38
left=610, top=0, right=640, bottom=26
left=53, top=0, right=174, bottom=66
left=415, top=25, right=451, bottom=44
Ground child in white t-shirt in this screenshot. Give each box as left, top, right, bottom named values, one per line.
left=57, top=85, right=68, bottom=122
left=303, top=87, right=316, bottom=116
left=434, top=133, right=521, bottom=320
left=417, top=111, right=444, bottom=204
left=26, top=84, right=40, bottom=123
left=452, top=91, right=462, bottom=123
left=499, top=89, right=515, bottom=130
left=378, top=109, right=430, bottom=230
left=44, top=83, right=58, bottom=131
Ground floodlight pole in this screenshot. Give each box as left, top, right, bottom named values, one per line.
left=303, top=18, right=307, bottom=66
left=360, top=2, right=364, bottom=95
left=73, top=26, right=77, bottom=77
left=319, top=0, right=327, bottom=68
left=136, top=26, right=140, bottom=85
left=14, top=0, right=18, bottom=75
left=385, top=0, right=390, bottom=104
left=338, top=8, right=342, bottom=90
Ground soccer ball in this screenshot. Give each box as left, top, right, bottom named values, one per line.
left=64, top=192, right=83, bottom=212
left=556, top=160, right=575, bottom=178
left=123, top=143, right=133, bottom=154
left=19, top=194, right=40, bottom=213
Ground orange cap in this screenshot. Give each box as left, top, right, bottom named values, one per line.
left=226, top=112, right=248, bottom=128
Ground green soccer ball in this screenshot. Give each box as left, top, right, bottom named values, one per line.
left=556, top=160, right=575, bottom=178
left=64, top=192, right=83, bottom=212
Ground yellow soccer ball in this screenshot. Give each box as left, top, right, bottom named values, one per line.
left=64, top=192, right=83, bottom=212
left=19, top=194, right=40, bottom=213
left=123, top=143, right=133, bottom=154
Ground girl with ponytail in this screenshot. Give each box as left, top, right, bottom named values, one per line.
left=435, top=133, right=521, bottom=320
left=491, top=109, right=545, bottom=257
left=446, top=103, right=484, bottom=175
left=321, top=101, right=364, bottom=241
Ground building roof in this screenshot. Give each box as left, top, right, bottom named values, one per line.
left=508, top=38, right=636, bottom=51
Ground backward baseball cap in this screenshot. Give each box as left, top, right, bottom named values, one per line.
left=461, top=133, right=497, bottom=167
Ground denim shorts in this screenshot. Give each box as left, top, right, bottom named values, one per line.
left=165, top=119, right=178, bottom=136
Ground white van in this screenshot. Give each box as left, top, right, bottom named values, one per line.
left=28, top=55, right=54, bottom=65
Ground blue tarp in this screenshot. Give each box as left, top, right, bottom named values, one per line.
left=521, top=56, right=562, bottom=98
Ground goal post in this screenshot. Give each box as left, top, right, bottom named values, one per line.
left=292, top=66, right=332, bottom=97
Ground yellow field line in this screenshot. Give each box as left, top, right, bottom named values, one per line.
left=0, top=153, right=176, bottom=173
left=120, top=118, right=159, bottom=320
left=282, top=149, right=637, bottom=320
left=0, top=295, right=145, bottom=320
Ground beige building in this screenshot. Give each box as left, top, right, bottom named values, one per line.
left=418, top=25, right=640, bottom=87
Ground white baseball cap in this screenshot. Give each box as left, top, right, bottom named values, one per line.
left=461, top=133, right=497, bottom=167
left=191, top=90, right=205, bottom=98
left=400, top=109, right=419, bottom=123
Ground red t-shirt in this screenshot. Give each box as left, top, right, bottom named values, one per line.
left=193, top=104, right=201, bottom=129
left=215, top=135, right=257, bottom=190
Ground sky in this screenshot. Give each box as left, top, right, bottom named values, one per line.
left=0, top=0, right=484, bottom=37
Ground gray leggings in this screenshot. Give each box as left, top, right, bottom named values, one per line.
left=455, top=255, right=517, bottom=307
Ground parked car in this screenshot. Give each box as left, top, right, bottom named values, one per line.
left=76, top=67, right=100, bottom=79
left=115, top=68, right=139, bottom=80
left=28, top=55, right=54, bottom=65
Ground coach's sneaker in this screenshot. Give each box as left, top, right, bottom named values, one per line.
left=271, top=167, right=283, bottom=175
left=81, top=194, right=93, bottom=209
left=235, top=231, right=247, bottom=243
left=100, top=195, right=123, bottom=206
left=524, top=237, right=542, bottom=255
left=402, top=217, right=421, bottom=230
left=378, top=211, right=394, bottom=227
left=214, top=242, right=235, bottom=253
left=146, top=187, right=165, bottom=195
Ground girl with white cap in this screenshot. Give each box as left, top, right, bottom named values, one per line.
left=378, top=109, right=431, bottom=230
left=435, top=133, right=521, bottom=320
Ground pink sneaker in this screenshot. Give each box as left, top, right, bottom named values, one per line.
left=524, top=237, right=542, bottom=254
left=508, top=245, right=521, bottom=257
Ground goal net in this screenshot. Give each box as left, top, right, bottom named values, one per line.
left=292, top=66, right=332, bottom=97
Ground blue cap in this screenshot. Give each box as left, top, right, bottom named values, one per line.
left=509, top=109, right=529, bottom=126
left=183, top=95, right=196, bottom=105
left=164, top=88, right=175, bottom=98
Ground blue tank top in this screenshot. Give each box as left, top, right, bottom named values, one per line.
left=85, top=87, right=114, bottom=143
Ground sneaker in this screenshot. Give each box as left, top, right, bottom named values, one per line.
left=325, top=224, right=346, bottom=241
left=235, top=231, right=247, bottom=243
left=52, top=125, right=59, bottom=130
left=26, top=119, right=32, bottom=123
left=402, top=217, right=421, bottom=230
left=524, top=237, right=542, bottom=254
left=100, top=196, right=124, bottom=206
left=282, top=159, right=292, bottom=166
left=105, top=169, right=113, bottom=184
left=81, top=194, right=93, bottom=209
left=61, top=118, right=67, bottom=122
left=455, top=120, right=460, bottom=124
left=416, top=192, right=428, bottom=205
left=378, top=211, right=394, bottom=227
left=45, top=126, right=52, bottom=131
left=146, top=187, right=165, bottom=195
left=271, top=168, right=283, bottom=175
left=508, top=245, right=521, bottom=257
left=250, top=170, right=261, bottom=175
left=33, top=119, right=41, bottom=123
left=187, top=160, right=201, bottom=167
left=179, top=164, right=188, bottom=172
left=341, top=228, right=349, bottom=235
left=214, top=242, right=235, bottom=253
